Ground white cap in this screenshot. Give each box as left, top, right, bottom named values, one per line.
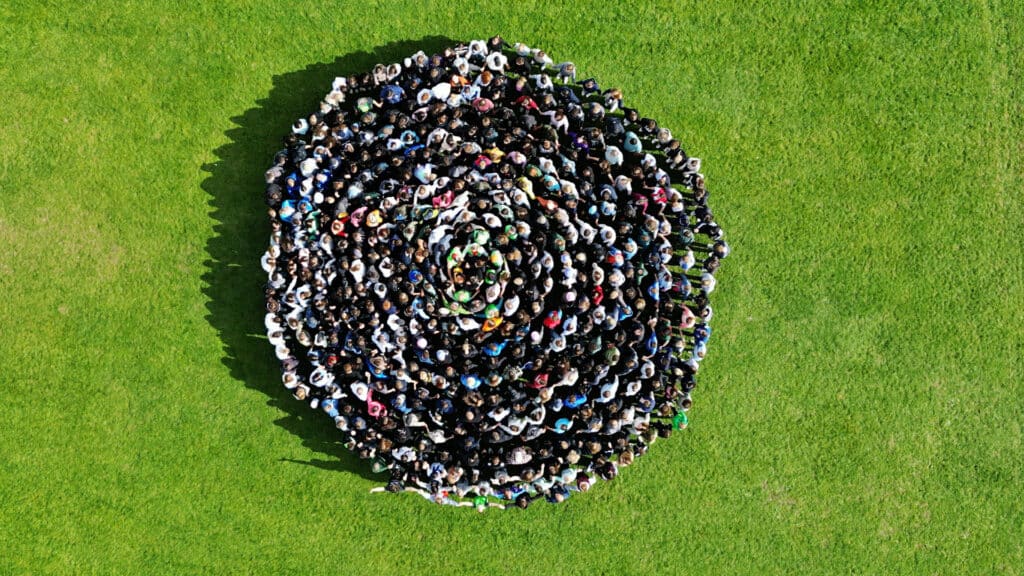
left=430, top=82, right=452, bottom=101
left=300, top=158, right=318, bottom=178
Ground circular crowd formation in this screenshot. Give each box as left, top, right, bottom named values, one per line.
left=261, top=37, right=728, bottom=509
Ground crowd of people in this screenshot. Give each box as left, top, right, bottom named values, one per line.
left=262, top=37, right=728, bottom=509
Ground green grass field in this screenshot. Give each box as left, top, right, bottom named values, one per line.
left=2, top=1, right=1021, bottom=573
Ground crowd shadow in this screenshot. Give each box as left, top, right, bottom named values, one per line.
left=201, top=36, right=456, bottom=480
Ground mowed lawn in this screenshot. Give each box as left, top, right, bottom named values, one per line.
left=1, top=1, right=1021, bottom=573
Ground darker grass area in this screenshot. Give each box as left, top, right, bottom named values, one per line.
left=200, top=36, right=456, bottom=480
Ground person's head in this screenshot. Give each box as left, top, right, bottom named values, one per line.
left=619, top=450, right=634, bottom=467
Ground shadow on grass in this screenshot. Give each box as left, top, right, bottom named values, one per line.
left=201, top=36, right=456, bottom=481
